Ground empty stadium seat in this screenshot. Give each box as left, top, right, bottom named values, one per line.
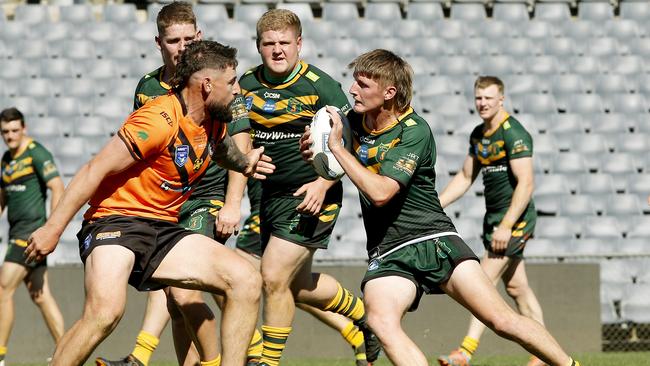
left=514, top=93, right=558, bottom=114
left=365, top=2, right=401, bottom=21
left=600, top=153, right=642, bottom=175
left=607, top=55, right=645, bottom=75
left=450, top=3, right=486, bottom=20
left=195, top=3, right=229, bottom=24
left=103, top=3, right=138, bottom=24
left=553, top=152, right=588, bottom=174
left=322, top=3, right=360, bottom=22
left=604, top=19, right=642, bottom=40
left=620, top=284, right=650, bottom=323
left=14, top=4, right=51, bottom=24
left=406, top=2, right=444, bottom=22
left=578, top=1, right=614, bottom=21
left=534, top=2, right=571, bottom=23
left=234, top=4, right=270, bottom=24
left=536, top=174, right=572, bottom=196
left=625, top=173, right=650, bottom=195
left=609, top=93, right=648, bottom=114
left=492, top=2, right=529, bottom=21
left=40, top=58, right=77, bottom=79
left=434, top=20, right=471, bottom=39
left=59, top=4, right=95, bottom=24
left=562, top=20, right=604, bottom=39
left=560, top=194, right=598, bottom=216
left=582, top=216, right=624, bottom=239
left=605, top=193, right=643, bottom=216
left=564, top=93, right=605, bottom=114
left=620, top=1, right=650, bottom=22
left=536, top=216, right=579, bottom=240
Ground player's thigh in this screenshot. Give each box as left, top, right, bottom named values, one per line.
left=480, top=253, right=512, bottom=284
left=501, top=258, right=530, bottom=290
left=83, top=245, right=135, bottom=313
left=442, top=260, right=514, bottom=326
left=364, top=276, right=417, bottom=325
left=0, top=261, right=29, bottom=291
left=235, top=248, right=261, bottom=271
left=261, top=235, right=314, bottom=288
left=152, top=233, right=257, bottom=292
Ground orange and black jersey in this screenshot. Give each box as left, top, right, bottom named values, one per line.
left=85, top=92, right=227, bottom=222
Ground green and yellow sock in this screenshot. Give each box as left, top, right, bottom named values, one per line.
left=200, top=355, right=221, bottom=366
left=324, top=283, right=365, bottom=322
left=131, top=331, right=159, bottom=366
left=341, top=321, right=365, bottom=362
left=259, top=325, right=292, bottom=366
left=0, top=346, right=6, bottom=360
left=569, top=357, right=580, bottom=366
left=247, top=328, right=263, bottom=360
left=459, top=336, right=479, bottom=359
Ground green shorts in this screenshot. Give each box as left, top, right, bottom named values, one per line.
left=178, top=198, right=224, bottom=239
left=482, top=209, right=536, bottom=259
left=361, top=233, right=478, bottom=312
left=4, top=237, right=46, bottom=269
left=236, top=212, right=262, bottom=257
left=260, top=195, right=341, bottom=250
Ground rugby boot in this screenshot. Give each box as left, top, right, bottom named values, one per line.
left=353, top=341, right=369, bottom=366
left=526, top=355, right=547, bottom=366
left=246, top=357, right=260, bottom=366
left=354, top=316, right=381, bottom=363
left=95, top=354, right=144, bottom=366
left=438, top=349, right=471, bottom=366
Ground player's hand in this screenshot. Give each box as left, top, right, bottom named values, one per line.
left=326, top=106, right=344, bottom=151
left=245, top=146, right=274, bottom=180
left=215, top=202, right=240, bottom=241
left=491, top=225, right=512, bottom=254
left=299, top=126, right=314, bottom=162
left=25, top=226, right=60, bottom=264
left=294, top=179, right=329, bottom=216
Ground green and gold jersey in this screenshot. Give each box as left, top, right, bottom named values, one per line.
left=239, top=61, right=351, bottom=196
left=133, top=66, right=251, bottom=202
left=468, top=114, right=536, bottom=214
left=349, top=108, right=456, bottom=252
left=1, top=140, right=59, bottom=238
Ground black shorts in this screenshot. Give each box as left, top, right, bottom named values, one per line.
left=77, top=215, right=193, bottom=291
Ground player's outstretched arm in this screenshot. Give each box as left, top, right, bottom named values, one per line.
left=211, top=134, right=274, bottom=179
left=438, top=155, right=480, bottom=209
left=25, top=136, right=138, bottom=263
left=217, top=131, right=252, bottom=239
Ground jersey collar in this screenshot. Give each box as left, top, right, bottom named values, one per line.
left=362, top=106, right=414, bottom=135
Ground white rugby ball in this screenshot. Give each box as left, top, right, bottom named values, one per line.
left=309, top=106, right=352, bottom=180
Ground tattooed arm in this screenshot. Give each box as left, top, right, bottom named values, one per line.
left=212, top=133, right=275, bottom=179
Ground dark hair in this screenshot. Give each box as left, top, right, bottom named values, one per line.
left=0, top=107, right=25, bottom=127
left=171, top=40, right=238, bottom=90
left=157, top=1, right=197, bottom=36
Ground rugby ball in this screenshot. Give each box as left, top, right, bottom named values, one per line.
left=309, top=106, right=352, bottom=180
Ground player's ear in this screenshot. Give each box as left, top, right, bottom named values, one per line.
left=196, top=29, right=203, bottom=41
left=155, top=36, right=162, bottom=51
left=296, top=35, right=302, bottom=53
left=384, top=85, right=397, bottom=101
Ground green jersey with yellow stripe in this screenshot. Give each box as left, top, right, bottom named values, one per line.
left=133, top=66, right=251, bottom=202
left=239, top=61, right=351, bottom=196
left=468, top=114, right=535, bottom=214
left=349, top=108, right=456, bottom=253
left=1, top=140, right=60, bottom=238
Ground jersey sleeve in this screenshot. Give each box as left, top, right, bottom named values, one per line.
left=30, top=143, right=60, bottom=183
left=227, top=94, right=251, bottom=136
left=117, top=106, right=176, bottom=161
left=504, top=120, right=533, bottom=159
left=133, top=76, right=148, bottom=111
left=311, top=69, right=351, bottom=114
left=379, top=124, right=430, bottom=187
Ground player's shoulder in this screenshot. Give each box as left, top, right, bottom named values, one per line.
left=131, top=93, right=181, bottom=128
left=502, top=115, right=531, bottom=136
left=26, top=139, right=49, bottom=154
left=135, top=66, right=164, bottom=90
left=399, top=109, right=433, bottom=135
left=239, top=64, right=263, bottom=84
left=302, top=62, right=340, bottom=86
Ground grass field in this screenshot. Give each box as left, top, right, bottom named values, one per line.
left=13, top=352, right=650, bottom=366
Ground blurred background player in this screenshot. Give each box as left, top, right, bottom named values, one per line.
left=236, top=179, right=372, bottom=366
left=299, top=49, right=580, bottom=366
left=238, top=9, right=379, bottom=366
left=25, top=40, right=273, bottom=366
left=0, top=107, right=65, bottom=366
left=437, top=76, right=545, bottom=366
left=95, top=2, right=262, bottom=366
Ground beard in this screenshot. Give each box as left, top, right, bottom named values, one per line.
left=208, top=100, right=233, bottom=124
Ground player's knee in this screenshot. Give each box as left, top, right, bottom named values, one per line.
left=168, top=287, right=203, bottom=307
left=505, top=282, right=528, bottom=299
left=261, top=269, right=289, bottom=297
left=30, top=290, right=48, bottom=305
left=366, top=311, right=396, bottom=340
left=84, top=300, right=124, bottom=332
left=486, top=311, right=519, bottom=338
left=230, top=266, right=262, bottom=302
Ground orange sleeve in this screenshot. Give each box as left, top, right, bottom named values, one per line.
left=118, top=104, right=176, bottom=161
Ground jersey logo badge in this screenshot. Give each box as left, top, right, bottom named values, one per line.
left=286, top=98, right=303, bottom=113
left=188, top=215, right=203, bottom=231
left=358, top=145, right=369, bottom=164
left=368, top=259, right=380, bottom=271
left=245, top=96, right=254, bottom=110
left=262, top=100, right=276, bottom=112
left=175, top=145, right=190, bottom=167
left=193, top=158, right=204, bottom=172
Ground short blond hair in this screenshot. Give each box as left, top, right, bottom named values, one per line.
left=348, top=49, right=413, bottom=113
left=256, top=9, right=302, bottom=41
left=474, top=76, right=505, bottom=95
left=157, top=1, right=197, bottom=36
